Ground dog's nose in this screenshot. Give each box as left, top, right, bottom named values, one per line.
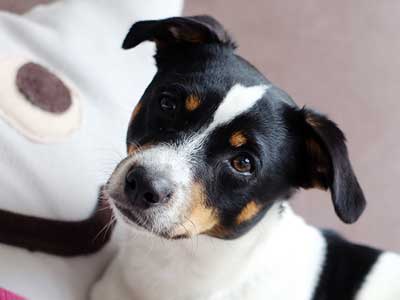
left=125, top=167, right=172, bottom=209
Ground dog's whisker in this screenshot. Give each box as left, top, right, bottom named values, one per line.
left=96, top=205, right=112, bottom=213
left=93, top=216, right=115, bottom=242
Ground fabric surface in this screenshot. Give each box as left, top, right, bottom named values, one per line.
left=0, top=0, right=183, bottom=299
left=0, top=57, right=81, bottom=143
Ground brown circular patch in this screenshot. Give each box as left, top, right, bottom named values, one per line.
left=16, top=62, right=72, bottom=114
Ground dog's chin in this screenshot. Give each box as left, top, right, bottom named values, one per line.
left=115, top=204, right=147, bottom=230
left=111, top=200, right=190, bottom=240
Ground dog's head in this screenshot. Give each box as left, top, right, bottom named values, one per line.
left=107, top=15, right=365, bottom=239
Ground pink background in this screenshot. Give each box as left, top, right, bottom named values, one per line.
left=1, top=0, right=399, bottom=251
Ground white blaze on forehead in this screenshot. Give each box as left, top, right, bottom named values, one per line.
left=162, top=84, right=270, bottom=168
left=211, top=83, right=270, bottom=128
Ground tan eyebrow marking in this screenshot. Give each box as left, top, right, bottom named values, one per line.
left=229, top=131, right=247, bottom=148
left=127, top=143, right=153, bottom=156
left=185, top=95, right=201, bottom=111
left=236, top=201, right=261, bottom=224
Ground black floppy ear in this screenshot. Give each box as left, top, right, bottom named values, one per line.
left=297, top=108, right=366, bottom=223
left=122, top=15, right=235, bottom=50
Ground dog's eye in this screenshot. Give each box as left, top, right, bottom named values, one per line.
left=231, top=154, right=254, bottom=174
left=159, top=96, right=177, bottom=112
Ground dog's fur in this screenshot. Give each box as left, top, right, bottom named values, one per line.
left=89, top=16, right=400, bottom=300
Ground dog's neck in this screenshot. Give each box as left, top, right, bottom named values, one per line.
left=108, top=202, right=326, bottom=300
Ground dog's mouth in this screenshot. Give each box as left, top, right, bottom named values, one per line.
left=113, top=201, right=153, bottom=232
left=114, top=203, right=144, bottom=227
left=111, top=197, right=189, bottom=240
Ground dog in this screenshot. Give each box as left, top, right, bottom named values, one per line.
left=90, top=15, right=400, bottom=300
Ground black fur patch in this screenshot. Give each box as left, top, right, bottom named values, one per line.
left=312, top=230, right=381, bottom=300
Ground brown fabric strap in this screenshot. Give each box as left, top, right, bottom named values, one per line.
left=0, top=194, right=115, bottom=257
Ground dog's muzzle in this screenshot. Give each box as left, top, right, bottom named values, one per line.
left=124, top=166, right=174, bottom=209
left=107, top=145, right=195, bottom=236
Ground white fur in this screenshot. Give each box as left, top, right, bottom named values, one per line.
left=356, top=252, right=400, bottom=300
left=211, top=84, right=269, bottom=129
left=91, top=202, right=327, bottom=300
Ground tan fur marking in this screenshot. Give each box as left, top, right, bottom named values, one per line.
left=206, top=224, right=230, bottom=239
left=230, top=131, right=247, bottom=148
left=127, top=143, right=152, bottom=156
left=305, top=113, right=322, bottom=128
left=130, top=102, right=142, bottom=122
left=305, top=138, right=329, bottom=190
left=236, top=201, right=261, bottom=224
left=170, top=26, right=205, bottom=43
left=172, top=182, right=218, bottom=237
left=185, top=95, right=201, bottom=111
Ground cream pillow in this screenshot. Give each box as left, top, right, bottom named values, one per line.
left=0, top=0, right=183, bottom=299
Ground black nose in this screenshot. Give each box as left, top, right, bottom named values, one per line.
left=125, top=166, right=173, bottom=209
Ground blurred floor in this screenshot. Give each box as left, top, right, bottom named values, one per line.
left=0, top=0, right=399, bottom=251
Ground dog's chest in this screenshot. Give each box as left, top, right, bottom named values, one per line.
left=94, top=208, right=327, bottom=300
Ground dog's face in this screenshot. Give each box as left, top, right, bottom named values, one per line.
left=107, top=16, right=366, bottom=239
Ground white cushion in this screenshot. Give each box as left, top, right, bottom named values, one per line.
left=0, top=0, right=183, bottom=299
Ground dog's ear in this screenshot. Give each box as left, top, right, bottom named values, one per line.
left=296, top=108, right=366, bottom=223
left=122, top=15, right=235, bottom=50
